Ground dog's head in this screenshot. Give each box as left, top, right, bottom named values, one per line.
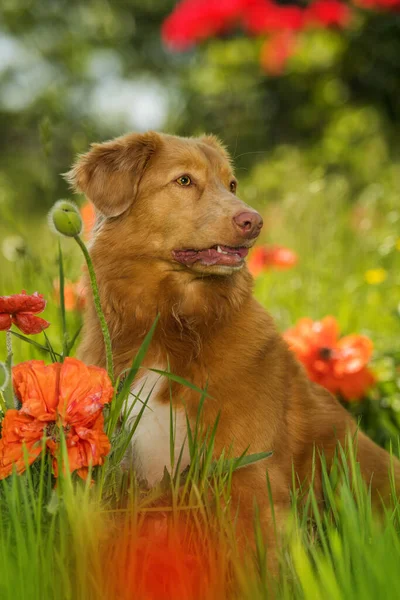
left=66, top=132, right=263, bottom=276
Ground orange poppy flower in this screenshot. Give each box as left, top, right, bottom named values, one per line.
left=0, top=291, right=50, bottom=334
left=283, top=316, right=375, bottom=401
left=53, top=277, right=86, bottom=311
left=248, top=245, right=298, bottom=277
left=0, top=358, right=113, bottom=480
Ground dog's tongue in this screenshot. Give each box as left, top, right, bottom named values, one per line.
left=173, top=246, right=248, bottom=267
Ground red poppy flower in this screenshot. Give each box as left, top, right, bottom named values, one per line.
left=304, top=0, right=351, bottom=26
left=162, top=0, right=250, bottom=50
left=0, top=358, right=113, bottom=480
left=283, top=316, right=375, bottom=401
left=248, top=245, right=298, bottom=276
left=0, top=291, right=50, bottom=334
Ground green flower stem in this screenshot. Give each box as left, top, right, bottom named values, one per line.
left=0, top=391, right=6, bottom=414
left=74, top=235, right=114, bottom=383
left=5, top=330, right=15, bottom=409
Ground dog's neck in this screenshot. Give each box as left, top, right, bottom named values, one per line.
left=82, top=253, right=253, bottom=376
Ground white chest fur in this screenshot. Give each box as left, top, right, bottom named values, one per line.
left=126, top=367, right=190, bottom=488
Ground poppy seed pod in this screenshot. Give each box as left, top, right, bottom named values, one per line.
left=49, top=200, right=83, bottom=237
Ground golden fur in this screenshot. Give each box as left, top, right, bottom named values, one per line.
left=67, top=131, right=400, bottom=557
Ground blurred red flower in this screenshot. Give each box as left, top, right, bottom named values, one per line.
left=244, top=0, right=304, bottom=34
left=162, top=0, right=249, bottom=50
left=53, top=278, right=86, bottom=312
left=106, top=517, right=226, bottom=600
left=0, top=291, right=50, bottom=334
left=283, top=316, right=375, bottom=401
left=248, top=245, right=298, bottom=276
left=163, top=0, right=351, bottom=52
left=0, top=358, right=113, bottom=480
left=260, top=31, right=297, bottom=75
left=304, top=0, right=351, bottom=26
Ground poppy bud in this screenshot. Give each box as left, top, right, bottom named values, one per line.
left=49, top=200, right=83, bottom=237
left=0, top=362, right=9, bottom=392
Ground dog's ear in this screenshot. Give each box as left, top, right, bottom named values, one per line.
left=65, top=131, right=161, bottom=217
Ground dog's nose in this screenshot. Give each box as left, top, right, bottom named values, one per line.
left=233, top=211, right=263, bottom=239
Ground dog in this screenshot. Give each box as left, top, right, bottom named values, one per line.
left=66, top=131, right=400, bottom=556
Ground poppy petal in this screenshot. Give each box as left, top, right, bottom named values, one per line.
left=313, top=316, right=339, bottom=348
left=76, top=467, right=90, bottom=480
left=0, top=411, right=44, bottom=479
left=12, top=313, right=50, bottom=335
left=58, top=358, right=114, bottom=427
left=74, top=414, right=111, bottom=464
left=13, top=360, right=59, bottom=420
left=336, top=335, right=373, bottom=373
left=51, top=415, right=110, bottom=477
left=0, top=313, right=12, bottom=331
left=0, top=291, right=46, bottom=315
left=337, top=367, right=376, bottom=401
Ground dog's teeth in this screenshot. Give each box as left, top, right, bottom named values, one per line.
left=216, top=245, right=228, bottom=254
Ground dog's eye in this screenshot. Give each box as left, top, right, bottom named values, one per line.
left=176, top=175, right=192, bottom=187
left=230, top=180, right=237, bottom=194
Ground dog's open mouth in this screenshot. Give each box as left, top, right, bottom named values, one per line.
left=172, top=245, right=249, bottom=267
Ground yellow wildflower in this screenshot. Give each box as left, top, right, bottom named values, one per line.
left=364, top=268, right=387, bottom=285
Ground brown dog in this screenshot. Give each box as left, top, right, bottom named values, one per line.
left=67, top=131, right=400, bottom=551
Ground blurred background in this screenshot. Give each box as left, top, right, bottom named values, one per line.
left=0, top=0, right=400, bottom=444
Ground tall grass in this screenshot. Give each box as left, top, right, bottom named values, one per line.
left=1, top=409, right=399, bottom=599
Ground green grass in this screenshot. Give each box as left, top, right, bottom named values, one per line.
left=1, top=417, right=400, bottom=599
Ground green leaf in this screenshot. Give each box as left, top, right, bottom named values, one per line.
left=65, top=324, right=83, bottom=356
left=10, top=330, right=62, bottom=358
left=215, top=450, right=273, bottom=475
left=42, top=330, right=59, bottom=363
left=148, top=368, right=213, bottom=398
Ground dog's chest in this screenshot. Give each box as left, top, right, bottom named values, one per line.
left=126, top=368, right=190, bottom=488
